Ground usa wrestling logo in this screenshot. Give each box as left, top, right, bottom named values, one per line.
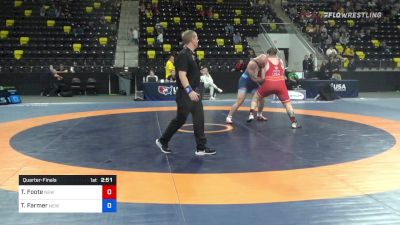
left=158, top=86, right=177, bottom=96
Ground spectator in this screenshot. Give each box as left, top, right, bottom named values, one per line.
left=320, top=31, right=328, bottom=42
left=47, top=64, right=68, bottom=97
left=348, top=58, right=357, bottom=71
left=139, top=3, right=146, bottom=13
left=197, top=8, right=205, bottom=18
left=261, top=14, right=269, bottom=23
left=339, top=33, right=349, bottom=46
left=232, top=59, right=245, bottom=72
left=324, top=34, right=333, bottom=48
left=200, top=67, right=223, bottom=100
left=320, top=24, right=327, bottom=34
left=132, top=27, right=139, bottom=45
left=302, top=55, right=309, bottom=72
left=343, top=45, right=355, bottom=58
left=157, top=32, right=163, bottom=45
left=40, top=5, right=46, bottom=17
left=338, top=25, right=347, bottom=34
left=205, top=7, right=213, bottom=19
left=365, top=29, right=372, bottom=41
left=326, top=45, right=338, bottom=57
left=146, top=69, right=158, bottom=82
left=155, top=20, right=163, bottom=34
left=233, top=32, right=242, bottom=44
left=319, top=60, right=328, bottom=73
left=248, top=48, right=256, bottom=58
left=332, top=28, right=340, bottom=43
left=285, top=70, right=300, bottom=90
left=308, top=54, right=316, bottom=72
left=165, top=55, right=175, bottom=81
left=332, top=69, right=342, bottom=80
left=225, top=24, right=234, bottom=34
left=73, top=25, right=84, bottom=37
left=380, top=41, right=391, bottom=54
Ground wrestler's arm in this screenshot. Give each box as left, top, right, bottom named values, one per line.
left=247, top=61, right=263, bottom=83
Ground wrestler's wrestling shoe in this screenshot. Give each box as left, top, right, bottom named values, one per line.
left=256, top=114, right=268, bottom=121
left=246, top=113, right=255, bottom=123
left=291, top=122, right=302, bottom=129
left=226, top=116, right=233, bottom=124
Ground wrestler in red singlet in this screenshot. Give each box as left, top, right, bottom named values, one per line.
left=256, top=57, right=290, bottom=103
left=248, top=48, right=301, bottom=129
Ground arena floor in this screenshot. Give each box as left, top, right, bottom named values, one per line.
left=1, top=92, right=400, bottom=225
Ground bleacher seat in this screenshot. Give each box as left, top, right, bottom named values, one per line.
left=335, top=44, right=344, bottom=54
left=147, top=50, right=156, bottom=59
left=234, top=44, right=243, bottom=53
left=99, top=37, right=108, bottom=46
left=163, top=44, right=171, bottom=52
left=86, top=6, right=93, bottom=13
left=14, top=0, right=22, bottom=7
left=146, top=27, right=154, bottom=35
left=394, top=58, right=400, bottom=67
left=161, top=22, right=168, bottom=29
left=173, top=17, right=181, bottom=24
left=20, top=37, right=29, bottom=45
left=6, top=19, right=15, bottom=27
left=371, top=40, right=380, bottom=47
left=197, top=50, right=205, bottom=60
left=235, top=9, right=242, bottom=16
left=64, top=26, right=72, bottom=34
left=346, top=20, right=355, bottom=27
left=14, top=50, right=23, bottom=60
left=138, top=0, right=273, bottom=71
left=24, top=10, right=32, bottom=17
left=356, top=51, right=365, bottom=60
left=213, top=13, right=219, bottom=20
left=196, top=22, right=203, bottom=30
left=104, top=16, right=112, bottom=22
left=73, top=43, right=82, bottom=52
left=216, top=38, right=225, bottom=46
left=0, top=30, right=9, bottom=39
left=93, top=2, right=101, bottom=9
left=47, top=20, right=55, bottom=27
left=147, top=37, right=155, bottom=45
left=285, top=1, right=400, bottom=69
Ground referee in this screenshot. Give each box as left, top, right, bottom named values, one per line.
left=156, top=30, right=216, bottom=156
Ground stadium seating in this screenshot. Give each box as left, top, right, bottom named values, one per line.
left=284, top=1, right=400, bottom=69
left=0, top=0, right=120, bottom=73
left=138, top=0, right=280, bottom=73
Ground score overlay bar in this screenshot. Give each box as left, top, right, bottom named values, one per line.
left=19, top=175, right=117, bottom=213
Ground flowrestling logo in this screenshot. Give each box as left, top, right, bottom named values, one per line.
left=323, top=12, right=382, bottom=19
left=158, top=85, right=178, bottom=96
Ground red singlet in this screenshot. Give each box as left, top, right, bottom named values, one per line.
left=257, top=58, right=290, bottom=103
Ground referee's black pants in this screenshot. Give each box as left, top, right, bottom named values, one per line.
left=160, top=89, right=207, bottom=150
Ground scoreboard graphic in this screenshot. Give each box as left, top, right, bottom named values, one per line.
left=19, top=175, right=117, bottom=213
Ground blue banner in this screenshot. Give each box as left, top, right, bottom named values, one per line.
left=143, top=82, right=178, bottom=101
left=299, top=80, right=359, bottom=98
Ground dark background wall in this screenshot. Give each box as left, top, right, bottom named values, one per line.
left=0, top=72, right=119, bottom=95
left=0, top=71, right=399, bottom=94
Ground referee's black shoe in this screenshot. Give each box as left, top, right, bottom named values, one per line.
left=195, top=147, right=216, bottom=156
left=156, top=139, right=171, bottom=154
